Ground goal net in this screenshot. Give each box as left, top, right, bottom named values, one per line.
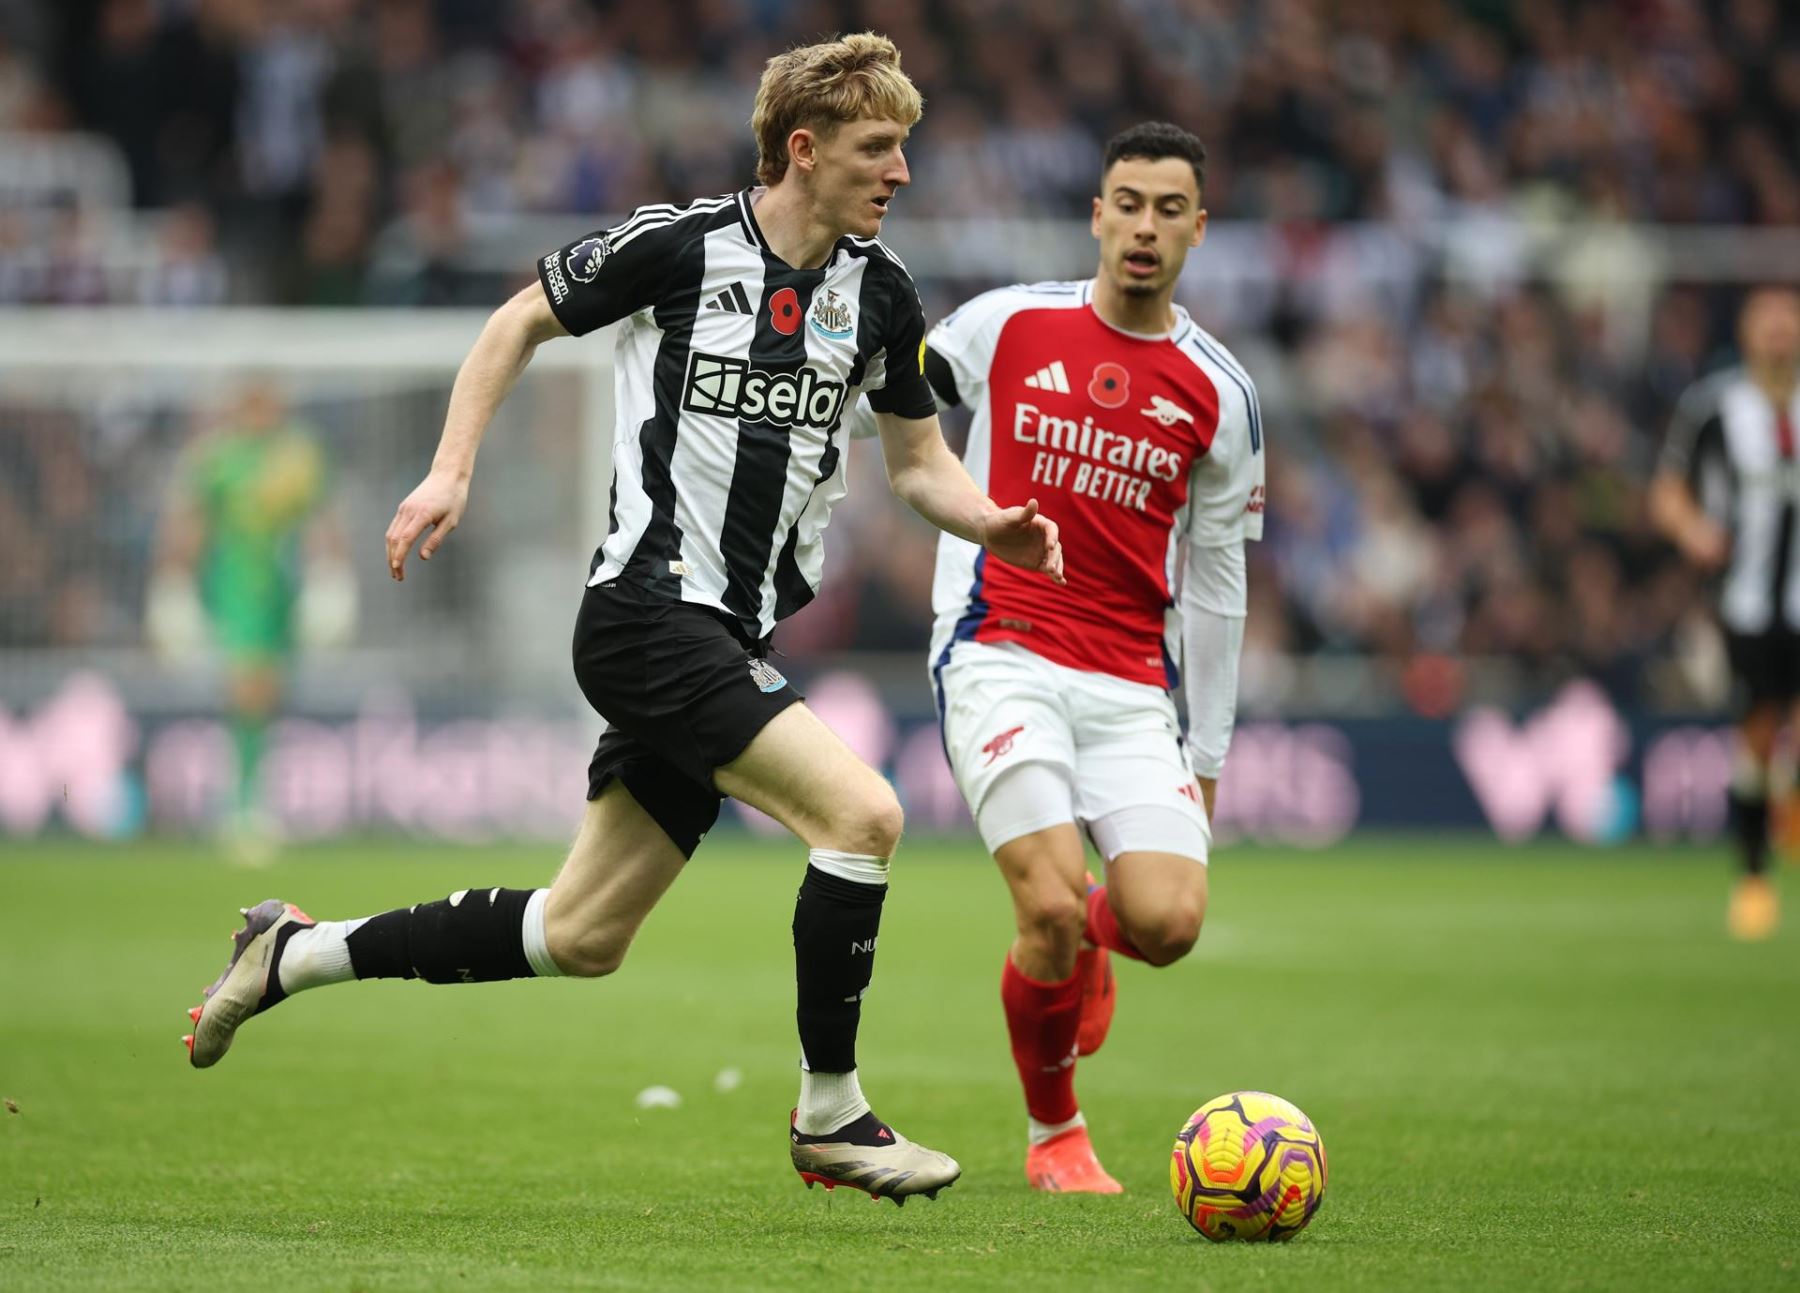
left=0, top=308, right=614, bottom=841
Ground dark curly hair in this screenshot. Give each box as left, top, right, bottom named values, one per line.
left=1103, top=122, right=1207, bottom=196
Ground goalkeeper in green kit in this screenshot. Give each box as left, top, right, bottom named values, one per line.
left=149, top=380, right=351, bottom=860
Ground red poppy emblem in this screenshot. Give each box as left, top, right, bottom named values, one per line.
left=1089, top=362, right=1129, bottom=408
left=768, top=287, right=801, bottom=335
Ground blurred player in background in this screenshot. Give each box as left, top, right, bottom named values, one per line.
left=1651, top=287, right=1800, bottom=941
left=149, top=379, right=352, bottom=863
left=181, top=34, right=1063, bottom=1203
left=920, top=123, right=1262, bottom=1190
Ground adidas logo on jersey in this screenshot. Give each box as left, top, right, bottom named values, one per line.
left=704, top=282, right=753, bottom=314
left=1023, top=361, right=1070, bottom=393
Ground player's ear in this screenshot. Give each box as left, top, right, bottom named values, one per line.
left=789, top=128, right=817, bottom=176
left=1090, top=195, right=1103, bottom=239
left=1191, top=208, right=1208, bottom=248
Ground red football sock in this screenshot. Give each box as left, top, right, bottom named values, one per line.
left=1000, top=955, right=1082, bottom=1125
left=1085, top=885, right=1147, bottom=961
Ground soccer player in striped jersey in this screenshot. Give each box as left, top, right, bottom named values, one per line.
left=922, top=123, right=1262, bottom=1191
left=1651, top=287, right=1800, bottom=941
left=181, top=33, right=1064, bottom=1204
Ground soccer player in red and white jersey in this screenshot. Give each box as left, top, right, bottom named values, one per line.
left=926, top=123, right=1263, bottom=1191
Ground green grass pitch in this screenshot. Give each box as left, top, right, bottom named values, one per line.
left=3, top=837, right=1798, bottom=1291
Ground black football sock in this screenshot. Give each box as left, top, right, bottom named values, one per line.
left=792, top=864, right=886, bottom=1073
left=345, top=887, right=537, bottom=983
left=1728, top=789, right=1770, bottom=877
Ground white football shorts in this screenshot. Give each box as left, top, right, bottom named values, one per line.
left=935, top=640, right=1211, bottom=861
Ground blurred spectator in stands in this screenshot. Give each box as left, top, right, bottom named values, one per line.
left=8, top=0, right=1800, bottom=707
left=288, top=131, right=378, bottom=304
left=367, top=158, right=480, bottom=306
left=138, top=201, right=228, bottom=307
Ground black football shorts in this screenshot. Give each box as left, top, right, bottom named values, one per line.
left=572, top=577, right=803, bottom=856
left=1725, top=626, right=1800, bottom=708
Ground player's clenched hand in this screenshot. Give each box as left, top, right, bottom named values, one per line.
left=979, top=498, right=1066, bottom=586
left=385, top=470, right=469, bottom=581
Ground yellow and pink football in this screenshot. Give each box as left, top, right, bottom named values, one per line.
left=1170, top=1091, right=1327, bottom=1242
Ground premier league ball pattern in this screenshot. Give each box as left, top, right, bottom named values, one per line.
left=1169, top=1091, right=1327, bottom=1242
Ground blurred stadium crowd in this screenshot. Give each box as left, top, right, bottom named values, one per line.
left=4, top=0, right=1799, bottom=713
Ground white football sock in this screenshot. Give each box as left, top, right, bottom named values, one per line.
left=807, top=848, right=890, bottom=884
left=522, top=888, right=563, bottom=978
left=1028, top=1111, right=1086, bottom=1146
left=795, top=1066, right=870, bottom=1135
left=276, top=919, right=365, bottom=994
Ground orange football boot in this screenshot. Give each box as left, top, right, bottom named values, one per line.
left=1026, top=1124, right=1123, bottom=1194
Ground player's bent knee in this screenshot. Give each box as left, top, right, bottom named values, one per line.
left=830, top=782, right=904, bottom=858
left=1015, top=881, right=1087, bottom=953
left=1017, top=880, right=1085, bottom=931
left=546, top=927, right=630, bottom=979
left=1133, top=904, right=1204, bottom=966
left=866, top=790, right=905, bottom=856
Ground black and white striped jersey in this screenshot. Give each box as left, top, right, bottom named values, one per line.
left=1658, top=368, right=1800, bottom=633
left=538, top=188, right=936, bottom=640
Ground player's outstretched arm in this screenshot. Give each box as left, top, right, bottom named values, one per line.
left=386, top=282, right=569, bottom=581
left=873, top=409, right=1065, bottom=585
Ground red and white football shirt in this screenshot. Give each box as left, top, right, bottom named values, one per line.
left=927, top=279, right=1264, bottom=689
